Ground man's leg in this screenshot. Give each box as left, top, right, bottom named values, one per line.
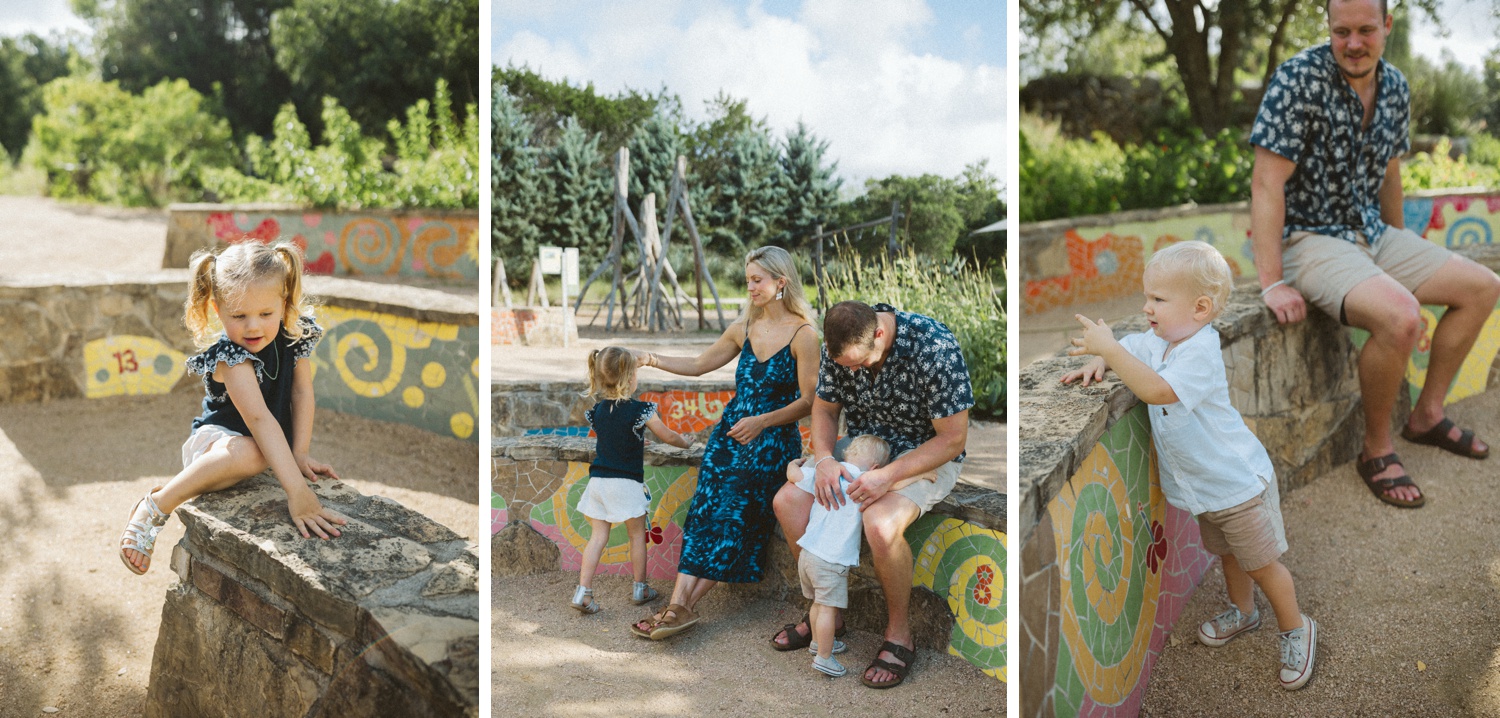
left=1410, top=255, right=1500, bottom=445
left=1343, top=273, right=1425, bottom=503
left=861, top=492, right=922, bottom=685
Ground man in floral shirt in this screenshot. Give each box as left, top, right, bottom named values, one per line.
left=770, top=300, right=971, bottom=688
left=1250, top=0, right=1500, bottom=508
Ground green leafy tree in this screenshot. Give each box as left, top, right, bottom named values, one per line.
left=776, top=122, right=841, bottom=248
left=700, top=128, right=787, bottom=257
left=387, top=79, right=479, bottom=209
left=1485, top=48, right=1500, bottom=138
left=28, top=76, right=234, bottom=205
left=271, top=0, right=479, bottom=136
left=72, top=0, right=295, bottom=139
left=0, top=32, right=77, bottom=161
left=953, top=161, right=1005, bottom=268
left=1397, top=52, right=1487, bottom=137
left=493, top=85, right=546, bottom=269
left=626, top=113, right=683, bottom=228
left=495, top=64, right=661, bottom=152
left=539, top=118, right=612, bottom=267
left=842, top=174, right=966, bottom=257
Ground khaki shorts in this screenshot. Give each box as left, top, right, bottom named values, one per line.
left=1282, top=226, right=1452, bottom=322
left=1196, top=484, right=1289, bottom=572
left=798, top=550, right=851, bottom=609
left=832, top=437, right=960, bottom=516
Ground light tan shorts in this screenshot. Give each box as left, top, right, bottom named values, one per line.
left=832, top=437, right=961, bottom=516
left=1196, top=484, right=1289, bottom=572
left=1282, top=226, right=1452, bottom=322
left=180, top=424, right=243, bottom=469
left=798, top=550, right=851, bottom=609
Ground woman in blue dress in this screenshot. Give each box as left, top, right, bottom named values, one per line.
left=628, top=246, right=819, bottom=639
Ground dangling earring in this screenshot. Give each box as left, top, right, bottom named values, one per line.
left=775, top=285, right=785, bottom=301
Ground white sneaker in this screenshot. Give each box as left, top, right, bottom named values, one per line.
left=812, top=654, right=846, bottom=677
left=1279, top=615, right=1317, bottom=690
left=1198, top=605, right=1260, bottom=647
left=807, top=639, right=847, bottom=655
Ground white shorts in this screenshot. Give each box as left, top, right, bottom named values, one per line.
left=180, top=424, right=243, bottom=469
left=577, top=476, right=651, bottom=523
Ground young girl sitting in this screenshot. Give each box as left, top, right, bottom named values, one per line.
left=119, top=241, right=347, bottom=575
left=571, top=347, right=692, bottom=614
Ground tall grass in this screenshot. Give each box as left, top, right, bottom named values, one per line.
left=824, top=249, right=1006, bottom=420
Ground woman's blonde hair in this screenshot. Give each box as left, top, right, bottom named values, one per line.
left=185, top=240, right=314, bottom=348
left=743, top=246, right=814, bottom=327
left=585, top=346, right=638, bottom=401
left=1146, top=240, right=1233, bottom=318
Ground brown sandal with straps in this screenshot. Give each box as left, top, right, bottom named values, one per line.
left=1356, top=453, right=1424, bottom=509
left=861, top=640, right=917, bottom=688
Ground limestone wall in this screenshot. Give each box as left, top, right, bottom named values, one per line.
left=147, top=473, right=477, bottom=717
left=165, top=204, right=479, bottom=284
left=1018, top=249, right=1500, bottom=716
left=0, top=273, right=479, bottom=441
left=492, top=434, right=1006, bottom=682
left=1020, top=190, right=1500, bottom=315
left=493, top=378, right=739, bottom=438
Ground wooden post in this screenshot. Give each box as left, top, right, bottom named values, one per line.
left=814, top=224, right=826, bottom=312
left=887, top=199, right=901, bottom=256
left=494, top=257, right=513, bottom=308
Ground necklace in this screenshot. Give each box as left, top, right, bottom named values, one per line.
left=261, top=336, right=280, bottom=380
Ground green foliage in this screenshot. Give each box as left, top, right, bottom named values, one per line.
left=825, top=250, right=1006, bottom=420
left=1019, top=113, right=1252, bottom=221
left=1398, top=53, right=1488, bottom=137
left=203, top=81, right=478, bottom=209
left=1484, top=48, right=1500, bottom=138
left=496, top=64, right=662, bottom=153
left=699, top=128, right=787, bottom=257
left=776, top=122, right=842, bottom=248
left=952, top=161, right=1006, bottom=269
left=627, top=113, right=684, bottom=227
left=1400, top=138, right=1500, bottom=190
left=0, top=32, right=77, bottom=162
left=27, top=76, right=234, bottom=205
left=538, top=118, right=612, bottom=266
left=492, top=86, right=546, bottom=265
left=271, top=0, right=479, bottom=136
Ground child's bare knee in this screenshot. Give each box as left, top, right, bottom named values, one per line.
left=223, top=437, right=267, bottom=473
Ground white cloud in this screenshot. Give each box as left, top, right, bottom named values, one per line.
left=0, top=0, right=89, bottom=37
left=494, top=0, right=1003, bottom=186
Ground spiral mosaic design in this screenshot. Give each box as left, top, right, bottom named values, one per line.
left=911, top=515, right=1007, bottom=681
left=339, top=218, right=402, bottom=275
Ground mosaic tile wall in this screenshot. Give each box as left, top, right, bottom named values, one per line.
left=166, top=206, right=479, bottom=282
left=493, top=308, right=537, bottom=346
left=1023, top=404, right=1215, bottom=717
left=504, top=386, right=813, bottom=452
left=1022, top=192, right=1500, bottom=315
left=489, top=462, right=1006, bottom=682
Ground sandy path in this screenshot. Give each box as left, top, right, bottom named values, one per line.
left=493, top=570, right=1005, bottom=716
left=0, top=196, right=168, bottom=281
left=1141, top=388, right=1500, bottom=716
left=0, top=392, right=477, bottom=718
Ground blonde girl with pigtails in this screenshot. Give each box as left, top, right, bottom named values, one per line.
left=569, top=346, right=692, bottom=614
left=119, top=240, right=347, bottom=575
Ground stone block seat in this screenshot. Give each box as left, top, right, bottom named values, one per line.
left=148, top=474, right=478, bottom=718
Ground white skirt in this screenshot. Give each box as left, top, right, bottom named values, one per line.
left=577, top=476, right=651, bottom=522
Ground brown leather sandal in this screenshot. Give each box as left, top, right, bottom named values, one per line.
left=769, top=612, right=848, bottom=651
left=861, top=640, right=917, bottom=689
left=1356, top=453, right=1424, bottom=509
left=1402, top=417, right=1489, bottom=459
left=629, top=603, right=699, bottom=640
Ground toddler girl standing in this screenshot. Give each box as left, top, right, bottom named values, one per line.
left=571, top=347, right=691, bottom=613
left=120, top=241, right=347, bottom=574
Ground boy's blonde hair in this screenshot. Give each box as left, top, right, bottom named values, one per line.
left=1146, top=241, right=1233, bottom=318
left=585, top=347, right=638, bottom=401
left=185, top=240, right=314, bottom=348
left=845, top=434, right=891, bottom=468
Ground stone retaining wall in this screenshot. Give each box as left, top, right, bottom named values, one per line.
left=165, top=204, right=479, bottom=284
left=492, top=434, right=1006, bottom=682
left=1020, top=190, right=1500, bottom=315
left=493, top=306, right=577, bottom=346
left=1018, top=246, right=1500, bottom=717
left=493, top=378, right=739, bottom=438
left=0, top=273, right=479, bottom=441
left=147, top=473, right=478, bottom=717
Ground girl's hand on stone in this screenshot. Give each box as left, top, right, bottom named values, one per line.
left=287, top=487, right=346, bottom=539
left=297, top=456, right=340, bottom=483
left=1061, top=357, right=1109, bottom=387
left=1068, top=315, right=1118, bottom=358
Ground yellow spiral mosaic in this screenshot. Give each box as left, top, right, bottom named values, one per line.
left=550, top=463, right=698, bottom=564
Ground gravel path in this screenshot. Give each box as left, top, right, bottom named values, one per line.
left=0, top=392, right=477, bottom=718
left=493, top=570, right=1005, bottom=716
left=1141, top=389, right=1500, bottom=716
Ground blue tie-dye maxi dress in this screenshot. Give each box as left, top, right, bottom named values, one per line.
left=676, top=335, right=804, bottom=583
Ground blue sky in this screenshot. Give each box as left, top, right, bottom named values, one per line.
left=493, top=0, right=1007, bottom=186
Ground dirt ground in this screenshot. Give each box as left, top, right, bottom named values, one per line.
left=0, top=392, right=478, bottom=718
left=493, top=570, right=1004, bottom=716
left=1141, top=388, right=1500, bottom=716
left=0, top=196, right=168, bottom=281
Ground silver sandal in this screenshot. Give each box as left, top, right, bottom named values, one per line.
left=120, top=490, right=170, bottom=575
left=630, top=581, right=660, bottom=605
left=571, top=585, right=600, bottom=614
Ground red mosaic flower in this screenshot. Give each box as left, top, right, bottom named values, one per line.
left=976, top=565, right=995, bottom=583
left=972, top=584, right=992, bottom=606
left=1147, top=519, right=1168, bottom=574
left=648, top=524, right=664, bottom=545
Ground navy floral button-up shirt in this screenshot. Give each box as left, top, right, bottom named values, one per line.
left=816, top=303, right=973, bottom=461
left=1250, top=43, right=1410, bottom=245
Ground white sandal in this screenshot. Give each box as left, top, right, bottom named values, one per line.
left=570, top=585, right=600, bottom=614
left=120, top=490, right=170, bottom=575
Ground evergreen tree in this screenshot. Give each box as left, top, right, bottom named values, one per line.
left=626, top=113, right=682, bottom=230
left=540, top=117, right=612, bottom=269
left=493, top=87, right=545, bottom=272
left=776, top=122, right=841, bottom=248
left=701, top=128, right=787, bottom=257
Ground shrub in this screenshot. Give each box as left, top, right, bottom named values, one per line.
left=1401, top=137, right=1500, bottom=190
left=824, top=249, right=1005, bottom=420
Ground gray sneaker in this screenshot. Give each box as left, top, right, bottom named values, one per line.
left=1198, top=605, right=1260, bottom=647
left=1279, top=615, right=1317, bottom=690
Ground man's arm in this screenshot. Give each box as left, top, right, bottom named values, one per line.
left=1378, top=157, right=1404, bottom=229
left=1250, top=146, right=1306, bottom=325
left=810, top=396, right=852, bottom=509
left=846, top=411, right=968, bottom=510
